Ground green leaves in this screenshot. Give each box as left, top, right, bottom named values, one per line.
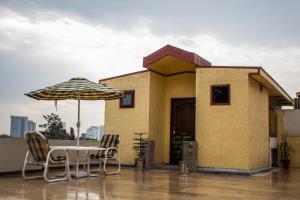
left=279, top=135, right=295, bottom=161
left=132, top=132, right=148, bottom=159
left=39, top=113, right=72, bottom=140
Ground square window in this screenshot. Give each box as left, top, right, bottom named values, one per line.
left=211, top=85, right=230, bottom=105
left=120, top=90, right=135, bottom=108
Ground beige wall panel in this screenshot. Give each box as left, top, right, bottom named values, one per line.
left=149, top=72, right=166, bottom=163
left=196, top=68, right=252, bottom=170
left=102, top=72, right=150, bottom=164
left=287, top=136, right=300, bottom=167
left=163, top=73, right=196, bottom=163
left=248, top=78, right=270, bottom=169
left=284, top=109, right=300, bottom=136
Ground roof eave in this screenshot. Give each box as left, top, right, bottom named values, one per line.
left=249, top=68, right=293, bottom=106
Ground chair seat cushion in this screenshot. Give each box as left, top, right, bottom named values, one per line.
left=51, top=155, right=66, bottom=162
left=89, top=153, right=114, bottom=159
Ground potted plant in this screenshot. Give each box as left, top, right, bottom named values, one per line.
left=132, top=132, right=147, bottom=171
left=279, top=135, right=295, bottom=169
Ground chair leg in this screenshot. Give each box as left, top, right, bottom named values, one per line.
left=22, top=151, right=43, bottom=180
left=83, top=151, right=88, bottom=172
left=87, top=154, right=102, bottom=177
left=56, top=152, right=70, bottom=178
left=103, top=152, right=121, bottom=175
left=43, top=150, right=70, bottom=183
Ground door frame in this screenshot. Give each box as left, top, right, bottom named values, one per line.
left=169, top=97, right=196, bottom=164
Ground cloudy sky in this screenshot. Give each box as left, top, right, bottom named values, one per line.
left=0, top=0, right=300, bottom=135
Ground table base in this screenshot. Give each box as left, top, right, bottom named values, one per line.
left=70, top=171, right=89, bottom=178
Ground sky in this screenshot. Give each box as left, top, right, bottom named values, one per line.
left=0, top=0, right=300, bottom=135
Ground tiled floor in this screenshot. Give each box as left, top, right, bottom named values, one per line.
left=0, top=168, right=300, bottom=199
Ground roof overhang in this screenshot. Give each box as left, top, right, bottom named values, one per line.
left=249, top=68, right=293, bottom=106
left=143, top=45, right=211, bottom=76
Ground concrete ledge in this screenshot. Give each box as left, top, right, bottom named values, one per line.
left=0, top=163, right=135, bottom=176
left=153, top=164, right=273, bottom=175
left=1, top=164, right=274, bottom=176
left=155, top=164, right=178, bottom=171
left=197, top=167, right=273, bottom=176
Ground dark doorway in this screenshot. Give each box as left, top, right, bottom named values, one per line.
left=170, top=98, right=195, bottom=164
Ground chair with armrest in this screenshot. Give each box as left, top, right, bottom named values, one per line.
left=86, top=134, right=121, bottom=175
left=22, top=132, right=70, bottom=183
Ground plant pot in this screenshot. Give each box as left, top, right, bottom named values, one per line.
left=135, top=158, right=144, bottom=171
left=281, top=159, right=291, bottom=169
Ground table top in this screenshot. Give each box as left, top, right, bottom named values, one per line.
left=50, top=146, right=105, bottom=151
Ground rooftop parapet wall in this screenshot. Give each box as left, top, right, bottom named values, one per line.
left=0, top=139, right=99, bottom=173
left=277, top=110, right=300, bottom=168
left=283, top=109, right=300, bottom=136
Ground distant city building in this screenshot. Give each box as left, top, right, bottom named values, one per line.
left=98, top=125, right=104, bottom=141
left=85, top=125, right=104, bottom=140
left=86, top=126, right=99, bottom=139
left=10, top=116, right=36, bottom=138
left=27, top=120, right=36, bottom=132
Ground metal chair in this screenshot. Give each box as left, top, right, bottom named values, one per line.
left=22, top=132, right=70, bottom=183
left=85, top=134, right=121, bottom=176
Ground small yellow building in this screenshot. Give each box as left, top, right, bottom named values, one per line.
left=100, top=45, right=293, bottom=173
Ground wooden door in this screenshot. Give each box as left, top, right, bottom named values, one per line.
left=170, top=98, right=195, bottom=164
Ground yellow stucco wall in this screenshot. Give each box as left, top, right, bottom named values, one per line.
left=248, top=78, right=270, bottom=169
left=102, top=67, right=272, bottom=170
left=196, top=67, right=260, bottom=170
left=149, top=72, right=166, bottom=163
left=149, top=72, right=196, bottom=164
left=277, top=111, right=285, bottom=139
left=101, top=72, right=150, bottom=164
left=102, top=71, right=196, bottom=165
left=288, top=137, right=300, bottom=167
left=163, top=73, right=196, bottom=163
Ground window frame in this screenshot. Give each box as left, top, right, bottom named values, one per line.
left=119, top=90, right=135, bottom=108
left=210, top=84, right=231, bottom=106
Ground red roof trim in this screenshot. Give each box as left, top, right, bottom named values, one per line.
left=143, top=45, right=211, bottom=68
left=200, top=65, right=261, bottom=69
left=99, top=66, right=260, bottom=82
left=99, top=70, right=148, bottom=82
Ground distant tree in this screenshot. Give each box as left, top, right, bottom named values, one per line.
left=39, top=113, right=70, bottom=139
left=79, top=133, right=86, bottom=140
left=69, top=127, right=75, bottom=140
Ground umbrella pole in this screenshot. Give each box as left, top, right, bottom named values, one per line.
left=77, top=99, right=80, bottom=147
left=75, top=98, right=80, bottom=178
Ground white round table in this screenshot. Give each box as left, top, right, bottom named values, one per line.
left=50, top=146, right=105, bottom=178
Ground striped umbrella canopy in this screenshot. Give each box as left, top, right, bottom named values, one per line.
left=25, top=77, right=123, bottom=147
left=25, top=77, right=123, bottom=100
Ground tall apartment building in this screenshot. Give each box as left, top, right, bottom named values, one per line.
left=27, top=120, right=36, bottom=132
left=10, top=116, right=36, bottom=138
left=85, top=125, right=105, bottom=140
left=86, top=126, right=99, bottom=140
left=98, top=125, right=104, bottom=141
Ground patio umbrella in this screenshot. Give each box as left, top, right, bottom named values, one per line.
left=25, top=77, right=123, bottom=147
